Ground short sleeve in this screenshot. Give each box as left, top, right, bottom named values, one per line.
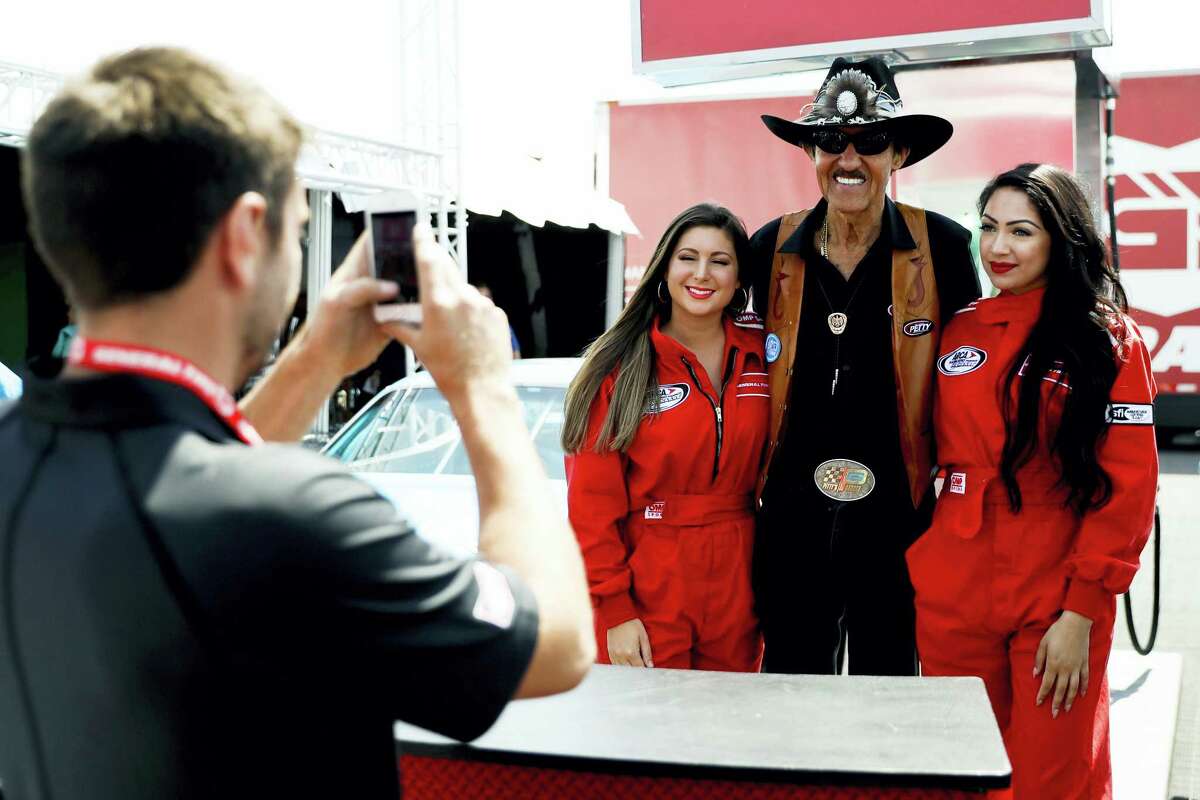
left=152, top=444, right=539, bottom=742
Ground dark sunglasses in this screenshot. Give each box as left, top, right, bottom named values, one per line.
left=807, top=128, right=894, bottom=156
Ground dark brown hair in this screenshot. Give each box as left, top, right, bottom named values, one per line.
left=980, top=163, right=1129, bottom=515
left=22, top=47, right=303, bottom=309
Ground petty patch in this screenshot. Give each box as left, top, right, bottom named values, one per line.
left=937, top=346, right=988, bottom=376
left=948, top=472, right=967, bottom=495
left=814, top=458, right=876, bottom=502
left=903, top=318, right=935, bottom=337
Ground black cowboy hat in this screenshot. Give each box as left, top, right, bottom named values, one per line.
left=761, top=56, right=952, bottom=169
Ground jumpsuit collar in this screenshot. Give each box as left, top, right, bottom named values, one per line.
left=651, top=313, right=754, bottom=367
left=976, top=286, right=1047, bottom=326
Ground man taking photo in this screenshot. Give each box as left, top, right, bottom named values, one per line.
left=0, top=47, right=593, bottom=800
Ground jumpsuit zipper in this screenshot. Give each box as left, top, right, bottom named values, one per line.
left=681, top=348, right=739, bottom=481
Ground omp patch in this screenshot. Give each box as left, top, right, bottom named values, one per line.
left=903, top=319, right=935, bottom=337
left=814, top=458, right=876, bottom=502
left=471, top=561, right=516, bottom=629
left=644, top=501, right=666, bottom=520
left=1106, top=403, right=1154, bottom=425
left=734, top=312, right=764, bottom=330
left=645, top=383, right=690, bottom=414
left=937, top=346, right=988, bottom=376
left=949, top=472, right=967, bottom=495
left=765, top=333, right=782, bottom=363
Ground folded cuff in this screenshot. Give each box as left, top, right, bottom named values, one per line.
left=1063, top=578, right=1115, bottom=623
left=595, top=592, right=637, bottom=630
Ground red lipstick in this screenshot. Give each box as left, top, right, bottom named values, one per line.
left=989, top=262, right=1017, bottom=274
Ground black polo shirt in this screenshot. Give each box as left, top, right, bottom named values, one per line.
left=749, top=199, right=980, bottom=523
left=0, top=372, right=539, bottom=800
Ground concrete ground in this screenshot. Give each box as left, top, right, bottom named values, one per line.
left=1130, top=436, right=1199, bottom=799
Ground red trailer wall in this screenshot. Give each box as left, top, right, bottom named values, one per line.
left=609, top=59, right=1076, bottom=297
left=1112, top=72, right=1200, bottom=397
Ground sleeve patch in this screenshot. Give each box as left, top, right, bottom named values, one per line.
left=471, top=561, right=517, bottom=629
left=1106, top=403, right=1154, bottom=425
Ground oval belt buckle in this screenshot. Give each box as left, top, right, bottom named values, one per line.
left=814, top=458, right=876, bottom=502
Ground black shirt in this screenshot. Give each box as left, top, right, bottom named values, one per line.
left=749, top=199, right=980, bottom=520
left=0, top=374, right=539, bottom=800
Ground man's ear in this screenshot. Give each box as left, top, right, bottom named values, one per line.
left=217, top=192, right=269, bottom=290
left=893, top=145, right=911, bottom=170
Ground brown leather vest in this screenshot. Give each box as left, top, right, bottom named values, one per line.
left=757, top=203, right=940, bottom=508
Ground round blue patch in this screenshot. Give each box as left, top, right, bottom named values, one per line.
left=765, top=333, right=781, bottom=363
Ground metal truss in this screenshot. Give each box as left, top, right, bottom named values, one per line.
left=0, top=60, right=61, bottom=146
left=0, top=41, right=465, bottom=270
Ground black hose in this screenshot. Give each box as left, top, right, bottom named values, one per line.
left=1123, top=505, right=1161, bottom=655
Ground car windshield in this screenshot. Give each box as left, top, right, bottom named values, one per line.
left=326, top=385, right=568, bottom=480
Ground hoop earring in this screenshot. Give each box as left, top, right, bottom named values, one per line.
left=731, top=286, right=750, bottom=313
left=657, top=281, right=669, bottom=304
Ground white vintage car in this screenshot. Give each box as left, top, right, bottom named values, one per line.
left=322, top=358, right=581, bottom=555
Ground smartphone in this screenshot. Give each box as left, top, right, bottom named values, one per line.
left=364, top=191, right=423, bottom=304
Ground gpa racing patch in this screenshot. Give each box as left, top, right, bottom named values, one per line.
left=1106, top=403, right=1154, bottom=425
left=765, top=333, right=782, bottom=363
left=948, top=472, right=967, bottom=495
left=814, top=458, right=876, bottom=502
left=937, top=346, right=988, bottom=376
left=645, top=383, right=690, bottom=415
left=903, top=319, right=935, bottom=337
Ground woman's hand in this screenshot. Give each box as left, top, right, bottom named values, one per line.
left=607, top=619, right=654, bottom=668
left=1034, top=610, right=1093, bottom=718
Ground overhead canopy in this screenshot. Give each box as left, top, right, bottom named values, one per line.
left=461, top=153, right=639, bottom=235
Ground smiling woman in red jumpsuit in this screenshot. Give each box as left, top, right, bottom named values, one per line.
left=562, top=203, right=767, bottom=671
left=908, top=164, right=1157, bottom=799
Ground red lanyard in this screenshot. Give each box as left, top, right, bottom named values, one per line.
left=67, top=337, right=263, bottom=446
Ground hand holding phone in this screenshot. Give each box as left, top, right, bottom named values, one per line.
left=363, top=191, right=423, bottom=324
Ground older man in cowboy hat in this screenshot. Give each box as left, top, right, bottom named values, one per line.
left=749, top=57, right=981, bottom=677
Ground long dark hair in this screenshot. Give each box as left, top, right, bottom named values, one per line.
left=981, top=164, right=1129, bottom=515
left=562, top=203, right=751, bottom=454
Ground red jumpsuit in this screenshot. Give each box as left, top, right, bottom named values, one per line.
left=907, top=288, right=1157, bottom=799
left=565, top=312, right=768, bottom=671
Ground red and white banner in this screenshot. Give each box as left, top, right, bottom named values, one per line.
left=633, top=0, right=1109, bottom=85
left=1112, top=73, right=1200, bottom=394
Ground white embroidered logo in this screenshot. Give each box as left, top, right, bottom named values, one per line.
left=937, top=346, right=988, bottom=376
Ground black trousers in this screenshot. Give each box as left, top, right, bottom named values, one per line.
left=754, top=484, right=933, bottom=677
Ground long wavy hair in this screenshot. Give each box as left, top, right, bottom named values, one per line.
left=562, top=203, right=751, bottom=454
left=982, top=164, right=1129, bottom=515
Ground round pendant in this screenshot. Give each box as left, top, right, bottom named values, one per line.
left=828, top=312, right=848, bottom=335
